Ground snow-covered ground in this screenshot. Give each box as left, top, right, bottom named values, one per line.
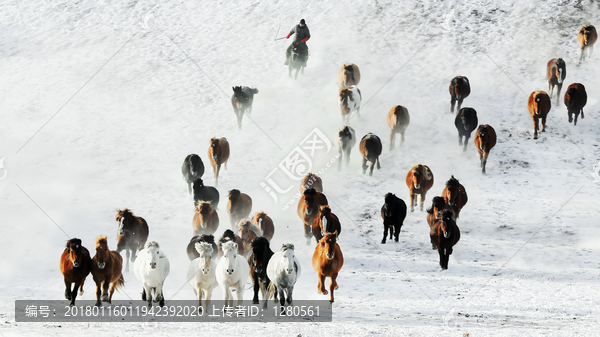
left=1, top=0, right=599, bottom=335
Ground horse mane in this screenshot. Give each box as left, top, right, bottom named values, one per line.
left=195, top=241, right=214, bottom=255
left=445, top=176, right=460, bottom=187
left=319, top=205, right=332, bottom=217
left=344, top=64, right=355, bottom=84
left=96, top=235, right=107, bottom=246
left=195, top=201, right=213, bottom=213
left=477, top=125, right=487, bottom=136
left=339, top=126, right=352, bottom=139
left=303, top=188, right=317, bottom=196
left=116, top=208, right=133, bottom=221
left=281, top=243, right=295, bottom=252
left=221, top=240, right=237, bottom=253
left=251, top=236, right=270, bottom=250
left=228, top=189, right=241, bottom=199
left=410, top=164, right=432, bottom=180
left=193, top=178, right=204, bottom=187
left=66, top=238, right=82, bottom=248
left=238, top=220, right=263, bottom=237
left=232, top=86, right=242, bottom=93
left=440, top=210, right=454, bottom=221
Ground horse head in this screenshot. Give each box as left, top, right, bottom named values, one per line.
left=188, top=155, right=201, bottom=176
left=209, top=138, right=220, bottom=160
left=318, top=205, right=332, bottom=235
left=250, top=237, right=270, bottom=274
left=95, top=235, right=109, bottom=269
left=144, top=241, right=163, bottom=269
left=476, top=126, right=488, bottom=150
left=303, top=188, right=318, bottom=215
left=195, top=242, right=214, bottom=274
left=66, top=238, right=85, bottom=268
left=440, top=210, right=455, bottom=239
left=196, top=201, right=215, bottom=228
left=444, top=176, right=460, bottom=207
left=281, top=244, right=296, bottom=275
left=383, top=193, right=396, bottom=217
left=222, top=241, right=238, bottom=275
left=320, top=232, right=338, bottom=260
left=431, top=196, right=447, bottom=219
left=411, top=166, right=424, bottom=189
left=116, top=209, right=133, bottom=236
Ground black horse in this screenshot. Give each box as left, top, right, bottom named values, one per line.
left=454, top=107, right=478, bottom=152
left=380, top=193, right=407, bottom=243
left=288, top=42, right=308, bottom=80
left=186, top=234, right=218, bottom=261
left=182, top=154, right=205, bottom=194
left=248, top=237, right=274, bottom=309
left=231, top=86, right=259, bottom=130
left=192, top=178, right=220, bottom=209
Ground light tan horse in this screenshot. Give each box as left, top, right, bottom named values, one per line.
left=337, top=63, right=361, bottom=89
left=193, top=201, right=220, bottom=236
left=387, top=105, right=410, bottom=150
left=227, top=189, right=252, bottom=228
left=405, top=164, right=434, bottom=212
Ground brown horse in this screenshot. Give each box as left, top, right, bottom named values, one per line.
left=564, top=83, right=587, bottom=126
left=312, top=205, right=341, bottom=244
left=474, top=125, right=497, bottom=174
left=442, top=176, right=468, bottom=219
left=299, top=173, right=323, bottom=194
left=359, top=133, right=382, bottom=176
left=251, top=212, right=275, bottom=241
left=193, top=201, right=220, bottom=236
left=60, top=238, right=92, bottom=305
left=387, top=105, right=410, bottom=150
left=218, top=229, right=245, bottom=258
left=426, top=196, right=450, bottom=227
left=578, top=24, right=597, bottom=62
left=231, top=86, right=258, bottom=130
left=116, top=208, right=149, bottom=272
left=208, top=137, right=230, bottom=186
left=227, top=189, right=252, bottom=228
left=339, top=86, right=362, bottom=123
left=238, top=219, right=263, bottom=258
left=91, top=235, right=124, bottom=306
left=430, top=210, right=460, bottom=270
left=337, top=63, right=361, bottom=89
left=312, top=232, right=343, bottom=303
left=449, top=76, right=470, bottom=113
left=527, top=91, right=551, bottom=139
left=546, top=58, right=566, bottom=104
left=297, top=188, right=329, bottom=245
left=405, top=164, right=434, bottom=212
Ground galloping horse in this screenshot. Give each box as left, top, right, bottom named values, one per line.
left=335, top=126, right=356, bottom=170
left=133, top=241, right=170, bottom=307
left=474, top=124, right=497, bottom=174
left=192, top=178, right=220, bottom=209
left=527, top=90, right=551, bottom=140
left=430, top=210, right=460, bottom=270
left=297, top=188, right=329, bottom=245
left=405, top=164, right=434, bottom=212
left=578, top=24, right=597, bottom=62
left=339, top=86, right=362, bottom=123
left=449, top=76, right=470, bottom=113
left=208, top=137, right=230, bottom=187
left=387, top=105, right=410, bottom=150
left=267, top=244, right=301, bottom=313
left=426, top=196, right=450, bottom=227
left=311, top=205, right=341, bottom=244
left=251, top=212, right=275, bottom=241
left=187, top=242, right=218, bottom=308
left=442, top=176, right=468, bottom=219
left=186, top=234, right=218, bottom=261
left=337, top=63, right=361, bottom=89
left=359, top=133, right=382, bottom=176
left=227, top=189, right=253, bottom=228
left=193, top=201, right=220, bottom=236
left=380, top=193, right=407, bottom=244
left=60, top=238, right=92, bottom=305
left=182, top=154, right=205, bottom=194
left=216, top=241, right=249, bottom=307
left=564, top=83, right=587, bottom=126
left=454, top=108, right=478, bottom=152
left=238, top=219, right=263, bottom=258
left=231, top=86, right=259, bottom=130
left=288, top=42, right=306, bottom=79
left=312, top=232, right=343, bottom=303
left=300, top=173, right=323, bottom=194
left=218, top=229, right=245, bottom=258
left=248, top=237, right=274, bottom=309
left=115, top=208, right=149, bottom=272
left=546, top=58, right=566, bottom=104
left=91, top=235, right=124, bottom=306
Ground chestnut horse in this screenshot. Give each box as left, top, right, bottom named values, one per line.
left=91, top=235, right=124, bottom=306
left=300, top=173, right=323, bottom=194
left=339, top=86, right=362, bottom=123
left=231, top=86, right=258, bottom=130
left=297, top=188, right=329, bottom=245
left=251, top=211, right=275, bottom=241
left=564, top=83, right=587, bottom=126
left=337, top=63, right=361, bottom=89
left=405, top=164, right=434, bottom=212
left=186, top=234, right=218, bottom=261
left=442, top=176, right=468, bottom=219
left=335, top=125, right=356, bottom=170
left=182, top=154, right=205, bottom=194
left=380, top=193, right=407, bottom=244
left=218, top=229, right=245, bottom=258
left=227, top=189, right=252, bottom=228
left=387, top=105, right=410, bottom=150
left=193, top=201, right=220, bottom=236
left=474, top=124, right=497, bottom=174
left=312, top=205, right=341, bottom=244
left=60, top=238, right=92, bottom=305
left=238, top=219, right=263, bottom=258
left=578, top=24, right=597, bottom=62
left=454, top=107, right=478, bottom=152
left=430, top=210, right=460, bottom=270
left=527, top=90, right=551, bottom=139
left=547, top=58, right=566, bottom=104
left=449, top=76, right=470, bottom=113
left=312, top=232, right=343, bottom=303
left=208, top=137, right=230, bottom=186
left=116, top=208, right=149, bottom=272
left=248, top=237, right=274, bottom=309
left=359, top=133, right=382, bottom=176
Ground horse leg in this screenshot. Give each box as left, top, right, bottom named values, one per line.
left=541, top=116, right=547, bottom=132
left=95, top=282, right=102, bottom=306
left=458, top=133, right=463, bottom=146
left=394, top=223, right=401, bottom=242
left=548, top=82, right=553, bottom=99
left=556, top=83, right=562, bottom=104
left=361, top=158, right=367, bottom=174
left=156, top=281, right=165, bottom=306
left=581, top=109, right=585, bottom=119
left=278, top=288, right=286, bottom=314
left=533, top=117, right=539, bottom=139
left=450, top=98, right=456, bottom=113
left=463, top=134, right=469, bottom=152
left=295, top=68, right=299, bottom=80
left=64, top=279, right=72, bottom=301
left=252, top=275, right=260, bottom=304
left=222, top=284, right=231, bottom=307
left=124, top=249, right=130, bottom=272
left=318, top=273, right=327, bottom=295
left=376, top=157, right=381, bottom=170
left=482, top=152, right=489, bottom=174
left=409, top=192, right=415, bottom=212
left=419, top=192, right=427, bottom=211
left=237, top=111, right=243, bottom=130
left=400, top=131, right=405, bottom=145
left=438, top=248, right=445, bottom=269
left=305, top=223, right=312, bottom=246
left=390, top=131, right=395, bottom=151
left=345, top=149, right=351, bottom=167
left=79, top=278, right=86, bottom=296
left=285, top=285, right=294, bottom=305
left=236, top=283, right=245, bottom=307
left=215, top=164, right=221, bottom=187
left=337, top=150, right=343, bottom=171
left=261, top=281, right=269, bottom=309
left=381, top=224, right=388, bottom=244
left=330, top=272, right=339, bottom=303
left=197, top=284, right=203, bottom=307
left=574, top=112, right=579, bottom=126
left=143, top=284, right=153, bottom=307
left=457, top=98, right=463, bottom=112
left=369, top=161, right=374, bottom=176
left=102, top=281, right=110, bottom=302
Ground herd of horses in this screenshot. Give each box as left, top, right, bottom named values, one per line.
left=60, top=23, right=596, bottom=308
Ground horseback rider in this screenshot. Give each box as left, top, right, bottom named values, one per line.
left=284, top=19, right=310, bottom=66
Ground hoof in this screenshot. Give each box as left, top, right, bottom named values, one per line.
left=410, top=208, right=414, bottom=213
left=159, top=299, right=165, bottom=307
left=252, top=299, right=259, bottom=305
left=381, top=239, right=386, bottom=244
left=335, top=285, right=339, bottom=290
left=95, top=302, right=102, bottom=307
left=329, top=299, right=334, bottom=304
left=322, top=290, right=328, bottom=295
left=101, top=295, right=109, bottom=302
left=394, top=237, right=399, bottom=242
left=79, top=289, right=84, bottom=296
left=65, top=292, right=71, bottom=301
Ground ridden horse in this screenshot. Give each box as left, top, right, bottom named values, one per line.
left=387, top=105, right=410, bottom=150
left=267, top=244, right=301, bottom=313
left=231, top=86, right=259, bottom=130
left=339, top=86, right=362, bottom=123
left=380, top=193, right=407, bottom=244
left=337, top=63, right=361, bottom=89
left=405, top=164, right=434, bottom=212
left=564, top=83, right=587, bottom=126
left=186, top=234, right=218, bottom=261
left=237, top=219, right=263, bottom=258
left=193, top=201, right=220, bottom=236
left=430, top=210, right=460, bottom=270
left=133, top=241, right=170, bottom=307
left=187, top=242, right=219, bottom=308
left=312, top=232, right=343, bottom=303
left=474, top=124, right=497, bottom=174
left=248, top=237, right=274, bottom=308
left=192, top=178, right=219, bottom=209
left=208, top=137, right=230, bottom=187
left=216, top=241, right=249, bottom=307
left=359, top=133, right=383, bottom=176
left=578, top=24, right=597, bottom=62
left=442, top=176, right=468, bottom=219
left=91, top=235, right=124, bottom=306
left=115, top=208, right=149, bottom=272
left=218, top=229, right=245, bottom=258
left=427, top=196, right=450, bottom=227
left=312, top=205, right=341, bottom=244
left=288, top=42, right=306, bottom=79
left=547, top=58, right=566, bottom=104
left=251, top=212, right=275, bottom=241
left=300, top=173, right=323, bottom=194
left=182, top=154, right=205, bottom=194
left=335, top=125, right=356, bottom=170
left=297, top=188, right=329, bottom=245
left=60, top=238, right=92, bottom=305
left=454, top=108, right=478, bottom=152
left=227, top=189, right=253, bottom=228
left=449, top=76, right=470, bottom=113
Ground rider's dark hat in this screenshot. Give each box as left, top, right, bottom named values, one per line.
left=300, top=19, right=306, bottom=25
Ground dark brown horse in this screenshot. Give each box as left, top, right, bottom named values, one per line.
left=380, top=193, right=407, bottom=244
left=193, top=201, right=220, bottom=236
left=231, top=86, right=258, bottom=130
left=405, top=164, right=434, bottom=212
left=449, top=76, right=470, bottom=113
left=359, top=133, right=382, bottom=176
left=208, top=137, right=230, bottom=186
left=312, top=232, right=343, bottom=303
left=387, top=105, right=410, bottom=150
left=426, top=196, right=450, bottom=227
left=218, top=229, right=245, bottom=258
left=430, top=210, right=460, bottom=270
left=248, top=237, right=274, bottom=309
left=337, top=63, right=361, bottom=89
left=182, top=154, right=205, bottom=194
left=60, top=238, right=92, bottom=305
left=116, top=208, right=149, bottom=272
left=547, top=58, right=566, bottom=104
left=578, top=24, right=597, bottom=62
left=564, top=83, right=587, bottom=126
left=474, top=125, right=497, bottom=174
left=251, top=212, right=275, bottom=241
left=527, top=91, right=551, bottom=139
left=186, top=234, right=218, bottom=261
left=227, top=189, right=252, bottom=228
left=312, top=205, right=341, bottom=244
left=91, top=235, right=124, bottom=306
left=238, top=219, right=263, bottom=258
left=442, top=176, right=468, bottom=219
left=454, top=107, right=478, bottom=152
left=297, top=188, right=329, bottom=245
left=300, top=173, right=323, bottom=194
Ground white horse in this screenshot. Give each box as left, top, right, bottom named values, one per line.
left=216, top=241, right=249, bottom=307
left=266, top=243, right=301, bottom=313
left=187, top=242, right=219, bottom=308
left=133, top=241, right=170, bottom=307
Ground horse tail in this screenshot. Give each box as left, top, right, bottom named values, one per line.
left=115, top=274, right=125, bottom=290
left=267, top=283, right=277, bottom=302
